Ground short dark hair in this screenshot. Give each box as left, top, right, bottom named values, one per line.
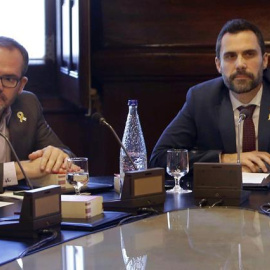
left=216, top=19, right=265, bottom=59
left=0, top=36, right=29, bottom=76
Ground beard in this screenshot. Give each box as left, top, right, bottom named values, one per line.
left=0, top=105, right=5, bottom=118
left=222, top=68, right=263, bottom=94
left=0, top=92, right=8, bottom=116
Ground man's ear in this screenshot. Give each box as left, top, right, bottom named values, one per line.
left=18, top=76, right=28, bottom=94
left=263, top=53, right=268, bottom=70
left=215, top=57, right=222, bottom=74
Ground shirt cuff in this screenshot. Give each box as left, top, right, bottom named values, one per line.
left=219, top=152, right=222, bottom=163
left=3, top=162, right=18, bottom=187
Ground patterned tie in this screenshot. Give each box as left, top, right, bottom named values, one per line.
left=238, top=105, right=256, bottom=152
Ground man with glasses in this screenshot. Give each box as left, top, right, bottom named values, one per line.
left=0, top=36, right=74, bottom=189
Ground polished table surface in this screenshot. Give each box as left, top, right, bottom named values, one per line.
left=2, top=207, right=270, bottom=269
left=1, top=177, right=270, bottom=269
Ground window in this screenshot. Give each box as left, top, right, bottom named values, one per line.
left=0, top=0, right=45, bottom=60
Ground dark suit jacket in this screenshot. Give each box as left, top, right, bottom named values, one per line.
left=149, top=69, right=270, bottom=173
left=8, top=91, right=74, bottom=160
left=0, top=91, right=75, bottom=192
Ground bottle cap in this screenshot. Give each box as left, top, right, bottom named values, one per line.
left=128, top=100, right=138, bottom=106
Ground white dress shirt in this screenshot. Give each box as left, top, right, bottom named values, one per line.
left=229, top=86, right=262, bottom=152
left=0, top=107, right=18, bottom=187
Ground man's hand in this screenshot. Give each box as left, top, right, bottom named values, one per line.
left=221, top=151, right=270, bottom=173
left=15, top=158, right=48, bottom=180
left=28, top=145, right=69, bottom=173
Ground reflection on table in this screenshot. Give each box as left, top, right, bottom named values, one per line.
left=4, top=207, right=270, bottom=269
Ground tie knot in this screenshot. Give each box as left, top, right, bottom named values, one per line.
left=238, top=105, right=256, bottom=118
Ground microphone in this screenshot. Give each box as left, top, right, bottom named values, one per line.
left=0, top=132, right=63, bottom=238
left=0, top=131, right=33, bottom=189
left=91, top=112, right=165, bottom=212
left=91, top=113, right=137, bottom=170
left=238, top=108, right=250, bottom=124
left=237, top=108, right=250, bottom=163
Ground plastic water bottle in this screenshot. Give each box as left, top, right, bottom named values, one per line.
left=120, top=100, right=147, bottom=182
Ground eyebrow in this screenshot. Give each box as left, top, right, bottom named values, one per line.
left=0, top=74, right=21, bottom=79
left=223, top=49, right=258, bottom=55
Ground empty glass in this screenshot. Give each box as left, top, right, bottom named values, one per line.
left=166, top=149, right=191, bottom=193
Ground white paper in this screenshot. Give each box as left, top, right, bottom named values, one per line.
left=0, top=201, right=13, bottom=208
left=0, top=190, right=23, bottom=210
left=242, top=172, right=269, bottom=184
left=0, top=191, right=24, bottom=200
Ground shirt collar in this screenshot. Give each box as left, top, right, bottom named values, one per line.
left=229, top=85, right=263, bottom=111
left=0, top=107, right=12, bottom=127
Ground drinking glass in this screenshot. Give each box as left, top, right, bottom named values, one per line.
left=66, top=157, right=89, bottom=195
left=166, top=149, right=191, bottom=193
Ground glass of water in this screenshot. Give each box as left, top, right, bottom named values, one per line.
left=66, top=157, right=89, bottom=195
left=166, top=149, right=191, bottom=193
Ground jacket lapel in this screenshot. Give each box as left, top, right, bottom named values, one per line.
left=258, top=81, right=270, bottom=151
left=218, top=91, right=236, bottom=152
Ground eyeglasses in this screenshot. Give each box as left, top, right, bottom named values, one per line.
left=0, top=76, right=21, bottom=88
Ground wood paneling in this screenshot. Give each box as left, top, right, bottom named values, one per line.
left=99, top=0, right=270, bottom=47
left=88, top=0, right=270, bottom=175
left=38, top=1, right=270, bottom=176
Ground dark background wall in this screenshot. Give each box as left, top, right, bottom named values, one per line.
left=33, top=1, right=270, bottom=176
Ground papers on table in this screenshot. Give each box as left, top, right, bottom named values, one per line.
left=0, top=191, right=23, bottom=200
left=0, top=201, right=13, bottom=208
left=242, top=172, right=270, bottom=189
left=242, top=172, right=269, bottom=184
left=0, top=190, right=23, bottom=208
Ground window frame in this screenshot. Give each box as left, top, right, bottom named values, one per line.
left=26, top=0, right=58, bottom=97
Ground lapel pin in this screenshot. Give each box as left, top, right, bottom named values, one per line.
left=17, top=111, right=27, bottom=123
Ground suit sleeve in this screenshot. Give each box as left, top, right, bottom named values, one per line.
left=31, top=94, right=75, bottom=157
left=36, top=98, right=74, bottom=157
left=149, top=87, right=221, bottom=174
left=9, top=91, right=76, bottom=160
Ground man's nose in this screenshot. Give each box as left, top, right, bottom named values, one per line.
left=236, top=55, right=247, bottom=70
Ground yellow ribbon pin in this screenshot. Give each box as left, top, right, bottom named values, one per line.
left=17, top=112, right=27, bottom=123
